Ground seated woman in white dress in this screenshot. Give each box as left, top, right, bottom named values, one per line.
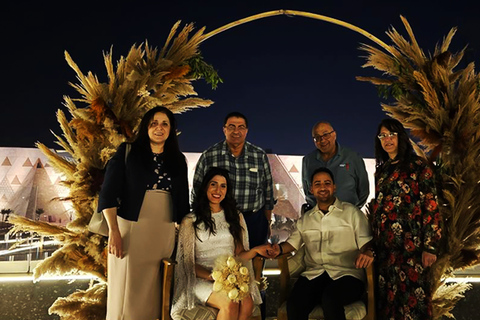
left=171, top=167, right=271, bottom=320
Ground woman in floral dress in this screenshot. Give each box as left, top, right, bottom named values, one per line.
left=372, top=118, right=442, bottom=319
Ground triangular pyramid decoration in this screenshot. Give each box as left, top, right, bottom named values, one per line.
left=1, top=194, right=7, bottom=201
left=23, top=158, right=33, bottom=167
left=1, top=157, right=12, bottom=166
left=11, top=176, right=21, bottom=185
left=289, top=164, right=299, bottom=173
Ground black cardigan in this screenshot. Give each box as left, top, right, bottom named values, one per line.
left=97, top=143, right=190, bottom=223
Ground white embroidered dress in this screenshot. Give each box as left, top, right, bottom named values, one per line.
left=171, top=211, right=262, bottom=318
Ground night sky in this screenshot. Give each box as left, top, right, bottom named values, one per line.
left=3, top=0, right=480, bottom=158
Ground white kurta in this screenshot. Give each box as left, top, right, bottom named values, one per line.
left=287, top=198, right=372, bottom=281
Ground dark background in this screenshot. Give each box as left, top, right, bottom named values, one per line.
left=3, top=0, right=480, bottom=157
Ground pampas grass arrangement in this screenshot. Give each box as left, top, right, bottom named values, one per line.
left=358, top=16, right=480, bottom=318
left=8, top=21, right=218, bottom=319
left=7, top=10, right=480, bottom=319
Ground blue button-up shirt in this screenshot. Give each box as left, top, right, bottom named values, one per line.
left=302, top=143, right=369, bottom=208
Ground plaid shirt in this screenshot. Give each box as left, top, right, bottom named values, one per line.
left=193, top=140, right=274, bottom=212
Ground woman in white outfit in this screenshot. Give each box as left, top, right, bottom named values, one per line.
left=172, top=167, right=269, bottom=320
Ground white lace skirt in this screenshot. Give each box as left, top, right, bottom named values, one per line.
left=106, top=190, right=175, bottom=320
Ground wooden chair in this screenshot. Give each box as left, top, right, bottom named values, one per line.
left=277, top=246, right=375, bottom=320
left=162, top=256, right=264, bottom=320
left=160, top=258, right=176, bottom=320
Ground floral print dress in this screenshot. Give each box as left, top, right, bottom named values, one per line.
left=372, top=156, right=442, bottom=320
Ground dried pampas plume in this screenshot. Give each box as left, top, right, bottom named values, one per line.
left=7, top=10, right=480, bottom=319
left=9, top=21, right=219, bottom=319
left=359, top=15, right=480, bottom=318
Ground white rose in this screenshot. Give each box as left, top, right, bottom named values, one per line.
left=227, top=256, right=236, bottom=268
left=211, top=271, right=222, bottom=281
left=227, top=274, right=237, bottom=284
left=239, top=267, right=249, bottom=276
left=228, top=288, right=239, bottom=300
left=213, top=281, right=223, bottom=292
left=240, top=283, right=249, bottom=293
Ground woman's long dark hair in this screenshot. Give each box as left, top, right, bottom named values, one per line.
left=374, top=118, right=416, bottom=175
left=193, top=167, right=243, bottom=244
left=131, top=106, right=184, bottom=175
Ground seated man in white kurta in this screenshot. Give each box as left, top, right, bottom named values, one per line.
left=268, top=167, right=374, bottom=320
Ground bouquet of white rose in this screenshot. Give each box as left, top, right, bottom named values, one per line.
left=211, top=255, right=251, bottom=302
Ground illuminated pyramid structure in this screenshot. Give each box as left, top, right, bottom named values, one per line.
left=0, top=148, right=375, bottom=225
left=267, top=154, right=305, bottom=219
left=184, top=152, right=306, bottom=220
left=0, top=147, right=70, bottom=225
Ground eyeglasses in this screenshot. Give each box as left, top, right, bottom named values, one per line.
left=377, top=132, right=398, bottom=140
left=224, top=124, right=247, bottom=132
left=313, top=130, right=335, bottom=142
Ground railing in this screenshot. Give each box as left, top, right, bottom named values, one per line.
left=1, top=225, right=479, bottom=281
left=0, top=231, right=60, bottom=274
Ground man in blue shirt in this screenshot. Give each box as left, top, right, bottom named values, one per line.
left=302, top=121, right=369, bottom=209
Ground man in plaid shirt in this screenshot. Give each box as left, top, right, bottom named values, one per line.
left=192, top=111, right=275, bottom=248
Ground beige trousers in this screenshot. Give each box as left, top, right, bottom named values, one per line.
left=107, top=190, right=175, bottom=320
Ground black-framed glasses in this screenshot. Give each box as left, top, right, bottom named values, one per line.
left=377, top=132, right=398, bottom=140
left=313, top=130, right=335, bottom=142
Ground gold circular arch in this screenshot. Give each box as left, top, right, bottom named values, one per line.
left=11, top=8, right=475, bottom=320
left=200, top=9, right=395, bottom=56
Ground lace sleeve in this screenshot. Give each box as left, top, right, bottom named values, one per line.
left=239, top=213, right=263, bottom=305
left=171, top=215, right=197, bottom=318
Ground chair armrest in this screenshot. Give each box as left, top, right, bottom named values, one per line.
left=161, top=258, right=176, bottom=320
left=278, top=253, right=293, bottom=304
left=252, top=256, right=264, bottom=283
left=365, top=263, right=376, bottom=320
